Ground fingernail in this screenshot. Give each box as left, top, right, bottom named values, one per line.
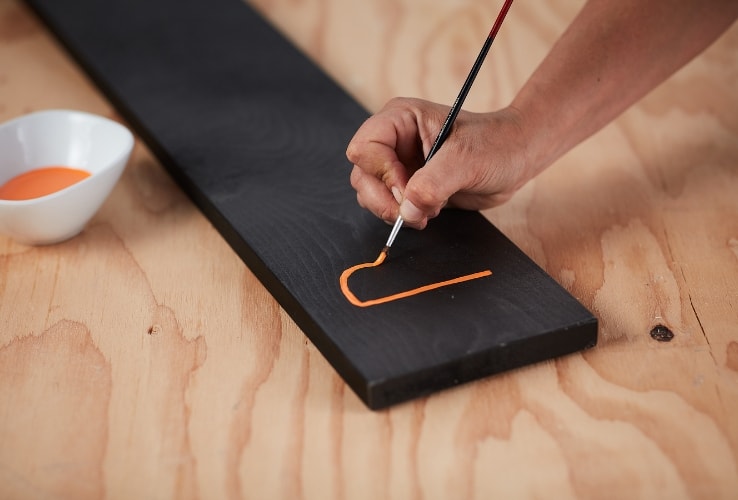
left=391, top=186, right=403, bottom=204
left=400, top=200, right=424, bottom=223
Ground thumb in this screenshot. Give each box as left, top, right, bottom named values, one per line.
left=399, top=154, right=462, bottom=227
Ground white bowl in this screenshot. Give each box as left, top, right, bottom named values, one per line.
left=0, top=110, right=134, bottom=245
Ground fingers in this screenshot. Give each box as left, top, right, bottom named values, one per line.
left=346, top=130, right=407, bottom=223
left=345, top=99, right=530, bottom=230
left=346, top=99, right=426, bottom=222
left=350, top=165, right=399, bottom=223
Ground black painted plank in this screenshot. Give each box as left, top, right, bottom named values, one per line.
left=25, top=0, right=598, bottom=409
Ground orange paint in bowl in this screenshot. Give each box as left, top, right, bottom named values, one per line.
left=0, top=166, right=91, bottom=201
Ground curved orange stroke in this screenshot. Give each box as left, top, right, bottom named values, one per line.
left=339, top=250, right=492, bottom=308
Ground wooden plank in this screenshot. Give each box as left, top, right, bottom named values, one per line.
left=24, top=0, right=597, bottom=409
left=4, top=1, right=738, bottom=497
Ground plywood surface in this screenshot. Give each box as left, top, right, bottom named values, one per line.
left=1, top=0, right=737, bottom=498
left=21, top=0, right=596, bottom=410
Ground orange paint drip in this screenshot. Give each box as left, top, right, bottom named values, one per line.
left=0, top=166, right=91, bottom=201
left=339, top=249, right=492, bottom=308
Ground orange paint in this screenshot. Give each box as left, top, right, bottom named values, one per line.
left=0, top=166, right=91, bottom=201
left=339, top=249, right=492, bottom=308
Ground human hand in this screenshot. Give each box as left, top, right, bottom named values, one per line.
left=346, top=97, right=534, bottom=229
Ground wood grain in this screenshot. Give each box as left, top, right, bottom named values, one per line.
left=1, top=0, right=737, bottom=497
left=23, top=0, right=597, bottom=409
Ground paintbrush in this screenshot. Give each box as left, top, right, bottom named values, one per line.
left=382, top=0, right=514, bottom=257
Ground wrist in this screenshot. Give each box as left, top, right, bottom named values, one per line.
left=505, top=93, right=561, bottom=182
left=486, top=104, right=547, bottom=190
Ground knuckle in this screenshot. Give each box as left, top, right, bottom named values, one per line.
left=349, top=167, right=363, bottom=189
left=378, top=205, right=396, bottom=223
left=385, top=96, right=407, bottom=109
left=345, top=143, right=358, bottom=163
left=407, top=176, right=443, bottom=209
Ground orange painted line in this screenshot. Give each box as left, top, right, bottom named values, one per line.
left=339, top=250, right=492, bottom=308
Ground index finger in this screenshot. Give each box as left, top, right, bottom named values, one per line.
left=346, top=103, right=424, bottom=189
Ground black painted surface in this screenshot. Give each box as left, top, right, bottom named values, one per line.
left=26, top=0, right=598, bottom=409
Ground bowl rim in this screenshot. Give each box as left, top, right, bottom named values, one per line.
left=0, top=109, right=134, bottom=206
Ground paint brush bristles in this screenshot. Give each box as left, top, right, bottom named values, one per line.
left=383, top=0, right=514, bottom=252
